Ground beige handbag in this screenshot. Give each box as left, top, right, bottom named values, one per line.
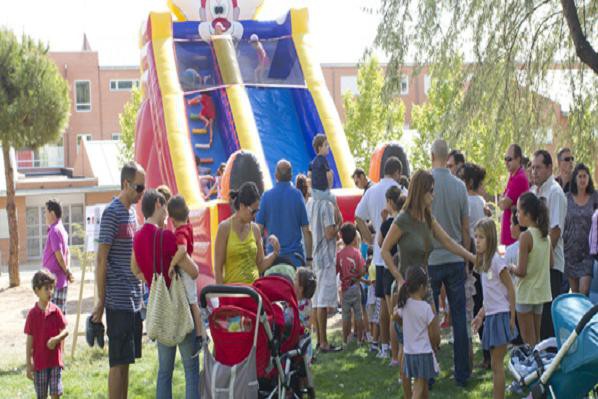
left=146, top=229, right=194, bottom=346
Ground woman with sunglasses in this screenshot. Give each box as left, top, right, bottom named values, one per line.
left=563, top=163, right=598, bottom=295
left=214, top=181, right=280, bottom=284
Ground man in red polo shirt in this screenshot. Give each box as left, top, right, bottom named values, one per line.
left=498, top=144, right=529, bottom=245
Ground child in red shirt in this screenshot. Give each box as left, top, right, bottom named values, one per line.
left=336, top=222, right=366, bottom=344
left=167, top=195, right=204, bottom=344
left=25, top=269, right=69, bottom=399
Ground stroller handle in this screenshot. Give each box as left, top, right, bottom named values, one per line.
left=575, top=303, right=598, bottom=335
left=199, top=284, right=261, bottom=308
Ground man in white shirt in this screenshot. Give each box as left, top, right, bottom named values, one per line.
left=530, top=149, right=567, bottom=340
left=355, top=157, right=405, bottom=359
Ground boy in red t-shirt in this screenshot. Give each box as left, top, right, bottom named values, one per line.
left=167, top=195, right=204, bottom=344
left=25, top=269, right=69, bottom=398
left=336, top=222, right=366, bottom=344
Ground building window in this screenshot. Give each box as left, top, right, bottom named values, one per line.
left=76, top=134, right=92, bottom=154
left=112, top=133, right=121, bottom=141
left=400, top=76, right=409, bottom=96
left=424, top=75, right=431, bottom=95
left=75, top=80, right=91, bottom=112
left=340, top=75, right=359, bottom=96
left=110, top=79, right=139, bottom=91
left=0, top=209, right=10, bottom=240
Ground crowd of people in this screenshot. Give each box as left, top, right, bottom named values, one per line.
left=23, top=135, right=598, bottom=399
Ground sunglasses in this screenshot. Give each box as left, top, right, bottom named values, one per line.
left=249, top=206, right=259, bottom=216
left=504, top=156, right=513, bottom=162
left=562, top=156, right=574, bottom=162
left=429, top=187, right=434, bottom=194
left=129, top=182, right=145, bottom=193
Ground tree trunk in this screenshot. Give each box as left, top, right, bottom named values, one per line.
left=3, top=143, right=19, bottom=287
left=560, top=0, right=598, bottom=74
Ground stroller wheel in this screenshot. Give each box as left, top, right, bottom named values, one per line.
left=305, top=387, right=315, bottom=399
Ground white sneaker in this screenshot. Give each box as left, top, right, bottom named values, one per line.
left=366, top=332, right=373, bottom=343
left=376, top=349, right=389, bottom=359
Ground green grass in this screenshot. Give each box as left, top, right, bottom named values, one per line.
left=312, top=336, right=505, bottom=398
left=0, top=334, right=517, bottom=398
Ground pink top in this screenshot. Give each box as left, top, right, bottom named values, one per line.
left=42, top=221, right=69, bottom=290
left=335, top=246, right=366, bottom=292
left=590, top=209, right=598, bottom=256
left=501, top=167, right=529, bottom=245
left=481, top=253, right=510, bottom=316
left=133, top=224, right=177, bottom=288
left=397, top=298, right=435, bottom=355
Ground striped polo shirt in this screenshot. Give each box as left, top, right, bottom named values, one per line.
left=100, top=198, right=141, bottom=312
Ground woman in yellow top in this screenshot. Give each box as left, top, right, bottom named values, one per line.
left=509, top=192, right=553, bottom=347
left=215, top=182, right=280, bottom=284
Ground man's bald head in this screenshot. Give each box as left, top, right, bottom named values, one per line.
left=275, top=160, right=292, bottom=182
left=431, top=139, right=449, bottom=163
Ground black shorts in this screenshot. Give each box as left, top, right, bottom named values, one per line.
left=106, top=308, right=142, bottom=367
left=375, top=266, right=385, bottom=298
left=382, top=268, right=395, bottom=297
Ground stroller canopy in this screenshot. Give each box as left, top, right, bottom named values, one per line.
left=552, top=293, right=598, bottom=373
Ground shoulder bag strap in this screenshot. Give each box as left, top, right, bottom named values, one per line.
left=159, top=228, right=164, bottom=275
left=152, top=228, right=158, bottom=276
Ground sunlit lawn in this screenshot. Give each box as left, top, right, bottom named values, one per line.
left=1, top=332, right=517, bottom=398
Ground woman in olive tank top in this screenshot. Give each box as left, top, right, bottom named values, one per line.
left=381, top=171, right=476, bottom=285
left=214, top=182, right=280, bottom=284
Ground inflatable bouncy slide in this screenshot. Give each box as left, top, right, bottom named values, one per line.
left=135, top=0, right=360, bottom=287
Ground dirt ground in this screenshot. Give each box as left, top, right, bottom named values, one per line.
left=0, top=265, right=345, bottom=370
left=0, top=266, right=96, bottom=369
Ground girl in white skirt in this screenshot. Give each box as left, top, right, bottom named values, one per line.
left=394, top=266, right=440, bottom=399
left=472, top=218, right=517, bottom=399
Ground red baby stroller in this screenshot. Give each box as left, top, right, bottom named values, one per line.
left=200, top=275, right=315, bottom=399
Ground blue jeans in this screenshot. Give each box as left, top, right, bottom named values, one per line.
left=156, top=332, right=200, bottom=399
left=429, top=262, right=470, bottom=384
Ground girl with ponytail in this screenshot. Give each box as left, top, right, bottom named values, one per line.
left=509, top=192, right=553, bottom=346
left=393, top=267, right=440, bottom=399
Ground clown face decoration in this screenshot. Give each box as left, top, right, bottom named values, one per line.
left=168, top=0, right=264, bottom=21
left=198, top=0, right=243, bottom=41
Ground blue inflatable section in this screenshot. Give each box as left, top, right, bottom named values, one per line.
left=247, top=87, right=312, bottom=181
left=185, top=90, right=238, bottom=180
left=291, top=88, right=341, bottom=188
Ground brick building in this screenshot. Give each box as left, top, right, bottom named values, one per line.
left=0, top=43, right=583, bottom=265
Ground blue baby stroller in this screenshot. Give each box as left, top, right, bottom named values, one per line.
left=508, top=294, right=598, bottom=398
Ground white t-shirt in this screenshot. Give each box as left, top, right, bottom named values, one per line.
left=504, top=242, right=519, bottom=267
left=481, top=253, right=510, bottom=316
left=355, top=177, right=405, bottom=267
left=503, top=242, right=519, bottom=285
left=468, top=194, right=486, bottom=237
left=397, top=298, right=435, bottom=354
left=531, top=176, right=567, bottom=273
